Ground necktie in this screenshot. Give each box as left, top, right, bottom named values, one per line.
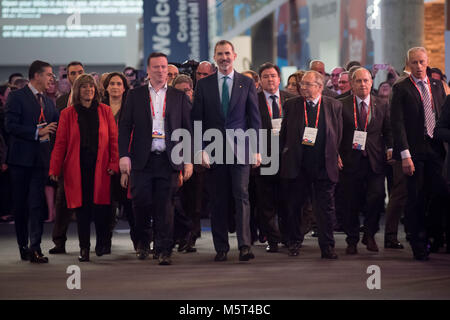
left=359, top=101, right=367, bottom=131
left=271, top=95, right=280, bottom=119
left=222, top=76, right=230, bottom=117
left=417, top=81, right=435, bottom=138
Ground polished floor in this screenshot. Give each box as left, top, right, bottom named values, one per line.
left=0, top=219, right=449, bottom=300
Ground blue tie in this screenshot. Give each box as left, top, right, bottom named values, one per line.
left=222, top=76, right=230, bottom=117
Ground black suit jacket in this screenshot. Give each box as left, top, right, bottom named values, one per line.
left=5, top=85, right=59, bottom=168
left=391, top=76, right=446, bottom=160
left=118, top=85, right=193, bottom=171
left=279, top=95, right=343, bottom=182
left=56, top=92, right=70, bottom=112
left=339, top=94, right=393, bottom=174
left=434, top=95, right=450, bottom=182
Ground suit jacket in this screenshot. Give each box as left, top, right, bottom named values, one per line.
left=336, top=90, right=352, bottom=101
left=56, top=92, right=70, bottom=112
left=49, top=103, right=119, bottom=208
left=390, top=76, right=446, bottom=160
left=339, top=94, right=393, bottom=174
left=119, top=85, right=193, bottom=171
left=279, top=95, right=343, bottom=182
left=192, top=71, right=261, bottom=164
left=323, top=87, right=338, bottom=98
left=5, top=85, right=59, bottom=168
left=434, top=95, right=450, bottom=182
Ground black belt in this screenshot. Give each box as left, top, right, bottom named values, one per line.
left=151, top=150, right=164, bottom=155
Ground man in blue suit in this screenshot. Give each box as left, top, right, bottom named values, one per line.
left=192, top=40, right=262, bottom=262
left=5, top=60, right=59, bottom=263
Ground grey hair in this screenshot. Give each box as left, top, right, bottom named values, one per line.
left=407, top=47, right=427, bottom=62
left=304, top=70, right=324, bottom=86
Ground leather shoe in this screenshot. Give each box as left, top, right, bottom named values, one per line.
left=158, top=254, right=172, bottom=265
left=49, top=246, right=66, bottom=254
left=366, top=236, right=379, bottom=252
left=239, top=246, right=255, bottom=261
left=184, top=244, right=197, bottom=253
left=266, top=243, right=278, bottom=253
left=362, top=232, right=368, bottom=245
left=136, top=249, right=149, bottom=260
left=30, top=250, right=49, bottom=263
left=321, top=247, right=338, bottom=259
left=214, top=251, right=227, bottom=262
left=384, top=239, right=404, bottom=249
left=288, top=243, right=300, bottom=256
left=19, top=246, right=30, bottom=261
left=414, top=253, right=430, bottom=261
left=346, top=243, right=358, bottom=255
left=78, top=248, right=90, bottom=262
left=311, top=230, right=319, bottom=237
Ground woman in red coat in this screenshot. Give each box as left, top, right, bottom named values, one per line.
left=49, top=74, right=119, bottom=262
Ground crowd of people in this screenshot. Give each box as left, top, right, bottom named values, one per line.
left=0, top=40, right=449, bottom=265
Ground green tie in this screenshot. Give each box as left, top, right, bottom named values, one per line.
left=222, top=76, right=230, bottom=117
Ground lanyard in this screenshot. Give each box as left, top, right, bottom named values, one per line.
left=353, top=96, right=371, bottom=131
left=303, top=96, right=322, bottom=128
left=266, top=95, right=282, bottom=119
left=149, top=92, right=167, bottom=118
left=409, top=75, right=434, bottom=110
left=37, top=94, right=46, bottom=123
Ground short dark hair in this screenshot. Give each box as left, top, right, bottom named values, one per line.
left=147, top=52, right=168, bottom=66
left=378, top=81, right=391, bottom=91
left=102, top=72, right=130, bottom=105
left=345, top=60, right=361, bottom=71
left=242, top=70, right=260, bottom=83
left=214, top=40, right=235, bottom=54
left=66, top=61, right=84, bottom=72
left=258, top=62, right=281, bottom=78
left=28, top=60, right=51, bottom=80
left=8, top=73, right=23, bottom=84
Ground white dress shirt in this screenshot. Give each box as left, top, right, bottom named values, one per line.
left=149, top=82, right=168, bottom=152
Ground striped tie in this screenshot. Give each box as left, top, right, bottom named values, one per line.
left=417, top=81, right=435, bottom=138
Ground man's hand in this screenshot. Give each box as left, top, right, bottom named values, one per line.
left=119, top=157, right=131, bottom=175
left=252, top=153, right=262, bottom=168
left=38, top=122, right=57, bottom=136
left=338, top=155, right=344, bottom=170
left=183, top=163, right=193, bottom=181
left=120, top=173, right=129, bottom=189
left=49, top=175, right=58, bottom=182
left=386, top=150, right=395, bottom=165
left=402, top=157, right=415, bottom=176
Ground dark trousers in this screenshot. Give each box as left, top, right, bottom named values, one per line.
left=10, top=165, right=47, bottom=252
left=384, top=161, right=407, bottom=241
left=254, top=174, right=281, bottom=244
left=340, top=157, right=385, bottom=245
left=286, top=168, right=336, bottom=251
left=51, top=175, right=72, bottom=248
left=208, top=164, right=251, bottom=252
left=0, top=169, right=12, bottom=216
left=405, top=138, right=447, bottom=254
left=180, top=171, right=203, bottom=240
left=131, top=152, right=177, bottom=255
left=174, top=187, right=193, bottom=243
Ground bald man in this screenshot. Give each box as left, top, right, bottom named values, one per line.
left=196, top=61, right=215, bottom=82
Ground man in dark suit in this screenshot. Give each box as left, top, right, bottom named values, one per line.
left=280, top=70, right=342, bottom=259
left=119, top=52, right=193, bottom=265
left=192, top=40, right=262, bottom=262
left=5, top=60, right=59, bottom=263
left=49, top=61, right=85, bottom=255
left=338, top=68, right=393, bottom=254
left=390, top=47, right=447, bottom=261
left=254, top=62, right=294, bottom=253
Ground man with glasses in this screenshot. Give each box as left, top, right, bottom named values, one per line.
left=167, top=64, right=179, bottom=86
left=195, top=61, right=216, bottom=83
left=280, top=70, right=343, bottom=259
left=330, top=67, right=345, bottom=94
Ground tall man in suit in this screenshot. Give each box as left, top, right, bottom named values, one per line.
left=338, top=68, right=393, bottom=254
left=390, top=47, right=447, bottom=261
left=255, top=62, right=294, bottom=253
left=192, top=40, right=262, bottom=262
left=5, top=60, right=59, bottom=263
left=280, top=71, right=342, bottom=259
left=49, top=61, right=85, bottom=254
left=119, top=52, right=193, bottom=265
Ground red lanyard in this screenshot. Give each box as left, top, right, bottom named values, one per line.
left=353, top=96, right=371, bottom=131
left=37, top=94, right=46, bottom=123
left=266, top=95, right=282, bottom=119
left=149, top=92, right=167, bottom=118
left=304, top=96, right=322, bottom=128
left=409, top=75, right=434, bottom=110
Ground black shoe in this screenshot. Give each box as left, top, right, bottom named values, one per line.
left=412, top=245, right=429, bottom=261
left=321, top=247, right=338, bottom=259
left=311, top=230, right=319, bottom=237
left=362, top=232, right=368, bottom=245
left=177, top=239, right=188, bottom=252
left=19, top=246, right=30, bottom=261
left=95, top=245, right=105, bottom=257
left=266, top=243, right=278, bottom=253
left=158, top=254, right=172, bottom=265
left=288, top=243, right=300, bottom=256
left=49, top=246, right=66, bottom=254
left=214, top=251, right=227, bottom=262
left=239, top=246, right=255, bottom=261
left=384, top=239, right=404, bottom=249
left=30, top=250, right=49, bottom=263
left=78, top=248, right=90, bottom=262
left=136, top=249, right=149, bottom=260
left=153, top=252, right=160, bottom=260
left=346, top=243, right=358, bottom=255
left=184, top=244, right=197, bottom=253
left=414, top=253, right=430, bottom=261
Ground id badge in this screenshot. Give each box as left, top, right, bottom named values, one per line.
left=352, top=130, right=367, bottom=151
left=152, top=119, right=165, bottom=139
left=271, top=118, right=282, bottom=136
left=302, top=127, right=318, bottom=146
left=37, top=122, right=49, bottom=143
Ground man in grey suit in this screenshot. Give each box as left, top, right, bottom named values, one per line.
left=192, top=40, right=262, bottom=262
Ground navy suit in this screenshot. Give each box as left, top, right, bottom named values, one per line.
left=192, top=71, right=261, bottom=253
left=5, top=85, right=59, bottom=253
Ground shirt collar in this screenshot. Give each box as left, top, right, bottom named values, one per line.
left=356, top=95, right=370, bottom=107
left=263, top=89, right=280, bottom=102
left=411, top=74, right=428, bottom=85
left=28, top=83, right=41, bottom=96
left=307, top=95, right=321, bottom=107
left=218, top=70, right=234, bottom=81
left=148, top=81, right=168, bottom=93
